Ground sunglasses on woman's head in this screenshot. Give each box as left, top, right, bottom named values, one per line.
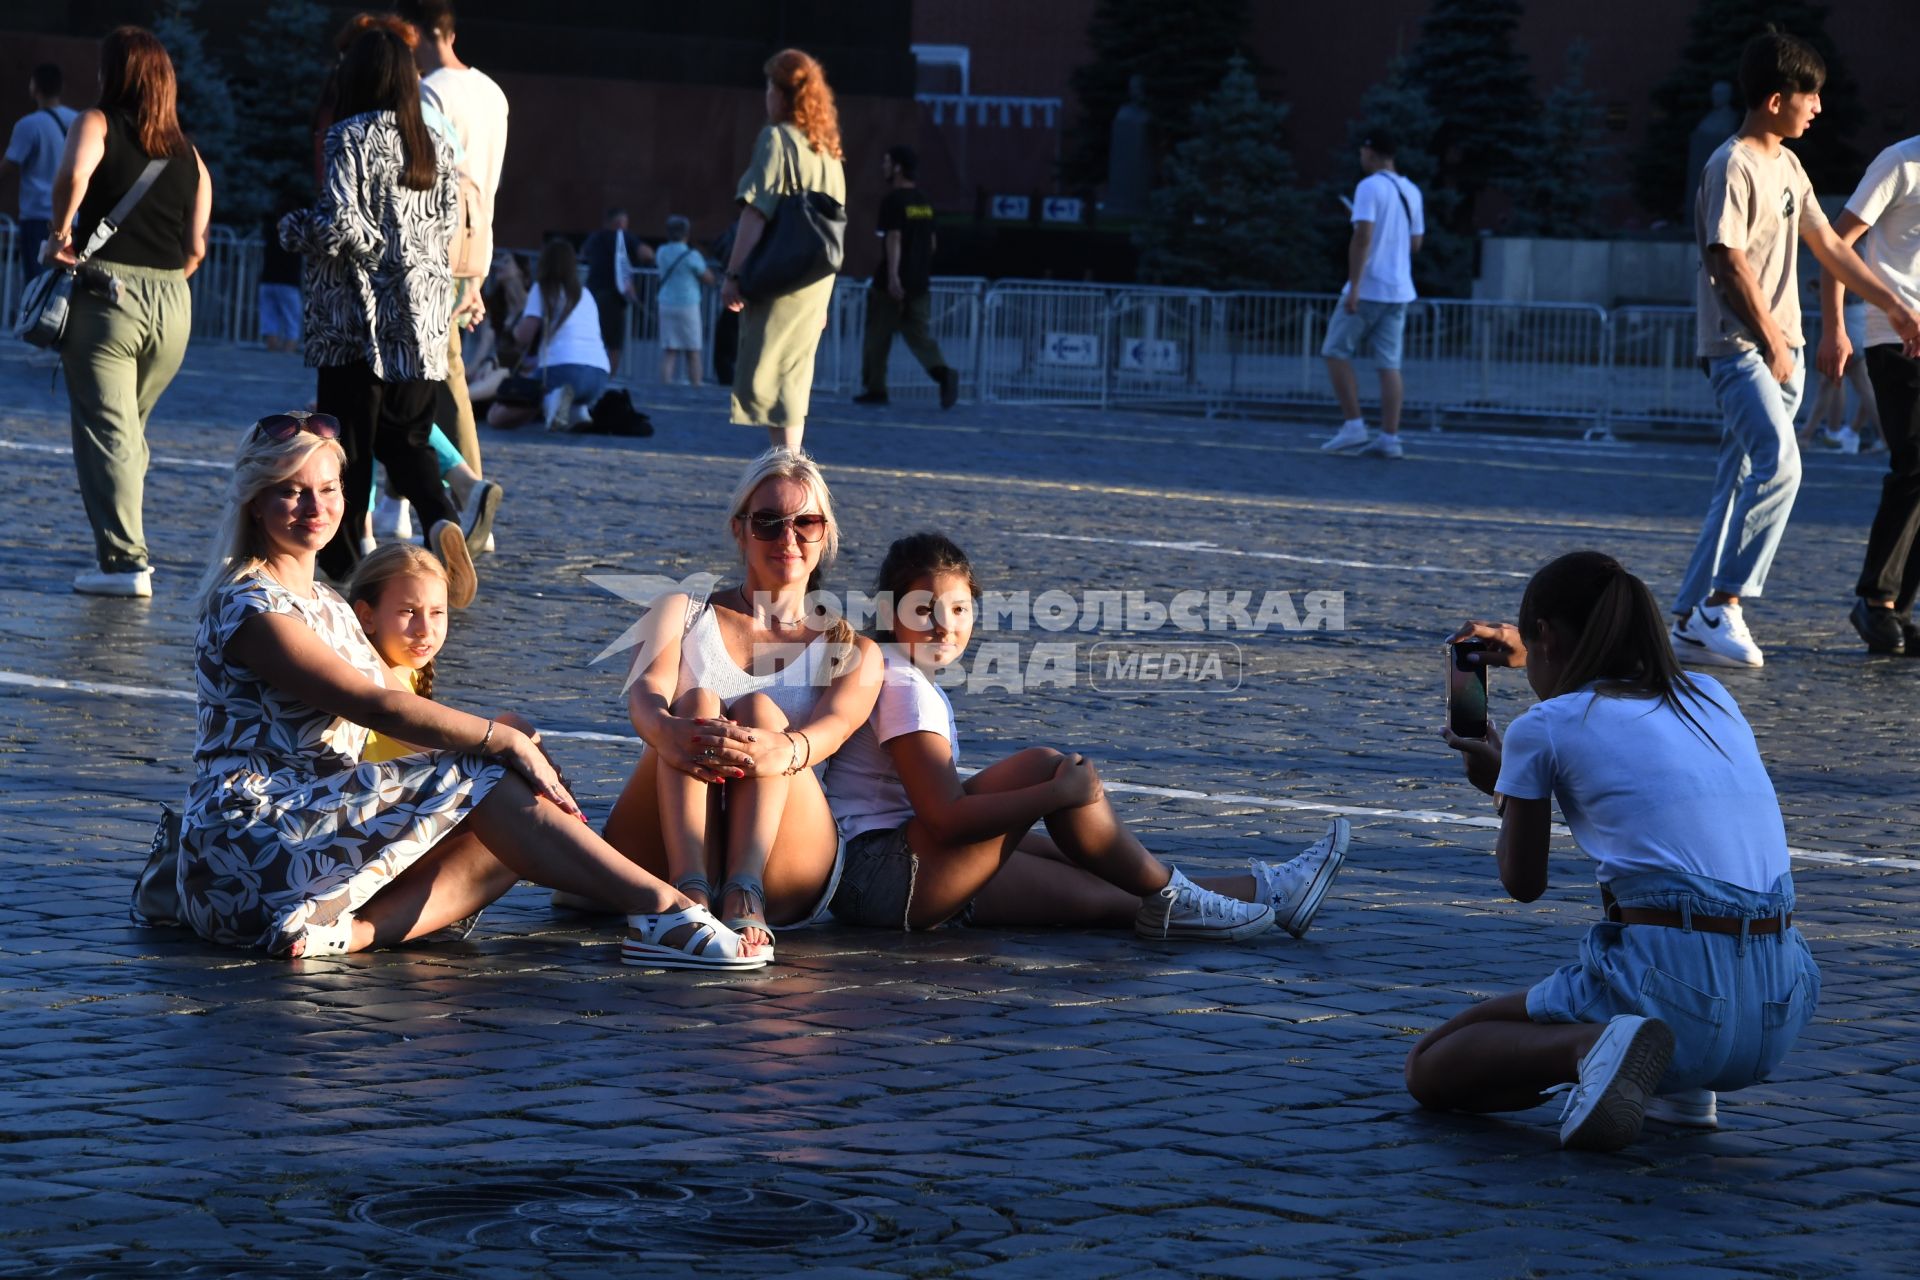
left=743, top=511, right=828, bottom=543
left=253, top=412, right=343, bottom=442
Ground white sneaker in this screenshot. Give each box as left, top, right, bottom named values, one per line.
left=1553, top=1014, right=1674, bottom=1152
left=1830, top=425, right=1861, bottom=454
left=373, top=494, right=412, bottom=540
left=1250, top=818, right=1349, bottom=939
left=543, top=385, right=575, bottom=432
left=1362, top=432, right=1405, bottom=459
left=1321, top=420, right=1371, bottom=453
left=358, top=535, right=378, bottom=557
left=1643, top=1088, right=1718, bottom=1129
left=1670, top=602, right=1763, bottom=668
left=73, top=567, right=152, bottom=598
left=1134, top=868, right=1275, bottom=941
left=481, top=531, right=497, bottom=554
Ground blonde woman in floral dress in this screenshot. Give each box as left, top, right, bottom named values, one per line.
left=176, top=411, right=762, bottom=969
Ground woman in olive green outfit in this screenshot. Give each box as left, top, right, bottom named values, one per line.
left=721, top=49, right=846, bottom=453
left=46, top=27, right=211, bottom=598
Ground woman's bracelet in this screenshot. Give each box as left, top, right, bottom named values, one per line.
left=479, top=718, right=497, bottom=755
left=781, top=730, right=802, bottom=775
left=797, top=729, right=813, bottom=771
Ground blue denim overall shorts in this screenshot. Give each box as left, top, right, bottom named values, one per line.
left=1527, top=870, right=1820, bottom=1094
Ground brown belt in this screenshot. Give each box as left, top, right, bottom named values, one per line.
left=1610, top=906, right=1789, bottom=935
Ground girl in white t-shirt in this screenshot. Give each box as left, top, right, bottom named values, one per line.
left=821, top=532, right=1349, bottom=941
left=1415, top=550, right=1820, bottom=1152
left=485, top=238, right=610, bottom=431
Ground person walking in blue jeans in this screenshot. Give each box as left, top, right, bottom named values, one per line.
left=1670, top=30, right=1920, bottom=668
left=1413, top=551, right=1821, bottom=1152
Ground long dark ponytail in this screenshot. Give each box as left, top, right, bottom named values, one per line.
left=334, top=25, right=437, bottom=191
left=1518, top=550, right=1720, bottom=747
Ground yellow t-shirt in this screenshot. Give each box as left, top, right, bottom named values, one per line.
left=361, top=666, right=422, bottom=764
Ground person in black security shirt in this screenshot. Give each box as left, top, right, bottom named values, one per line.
left=854, top=146, right=959, bottom=409
left=581, top=205, right=653, bottom=374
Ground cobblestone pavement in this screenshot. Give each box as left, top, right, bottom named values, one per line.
left=2, top=341, right=1916, bottom=1279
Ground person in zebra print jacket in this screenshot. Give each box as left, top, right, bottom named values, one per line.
left=280, top=23, right=488, bottom=604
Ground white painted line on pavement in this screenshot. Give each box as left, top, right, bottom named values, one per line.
left=0, top=438, right=230, bottom=471
left=2, top=667, right=1908, bottom=873
left=1020, top=532, right=1534, bottom=578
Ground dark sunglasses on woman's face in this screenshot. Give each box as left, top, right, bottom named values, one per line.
left=744, top=511, right=828, bottom=543
left=252, top=412, right=343, bottom=443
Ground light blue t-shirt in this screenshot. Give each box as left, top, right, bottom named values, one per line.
left=6, top=105, right=80, bottom=220
left=1495, top=674, right=1788, bottom=893
left=654, top=242, right=707, bottom=309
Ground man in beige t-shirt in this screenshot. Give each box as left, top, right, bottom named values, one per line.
left=1669, top=30, right=1920, bottom=670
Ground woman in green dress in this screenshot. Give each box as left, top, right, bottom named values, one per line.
left=720, top=48, right=847, bottom=453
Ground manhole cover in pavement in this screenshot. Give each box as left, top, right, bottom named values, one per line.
left=350, top=1177, right=868, bottom=1254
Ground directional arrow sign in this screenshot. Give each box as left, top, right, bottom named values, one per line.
left=1119, top=338, right=1182, bottom=374
left=990, top=195, right=1030, bottom=221
left=1041, top=332, right=1099, bottom=366
left=1041, top=197, right=1083, bottom=223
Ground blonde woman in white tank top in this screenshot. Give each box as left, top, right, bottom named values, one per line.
left=602, top=450, right=883, bottom=962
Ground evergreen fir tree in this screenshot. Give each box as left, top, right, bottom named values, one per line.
left=1061, top=0, right=1254, bottom=192
left=151, top=0, right=239, bottom=216
left=1402, top=0, right=1537, bottom=234
left=231, top=0, right=333, bottom=225
left=1507, top=43, right=1618, bottom=238
left=1137, top=56, right=1320, bottom=292
left=1632, top=0, right=1864, bottom=223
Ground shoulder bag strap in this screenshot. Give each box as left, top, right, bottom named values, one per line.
left=77, top=156, right=169, bottom=264
left=45, top=107, right=70, bottom=137
left=1387, top=175, right=1413, bottom=230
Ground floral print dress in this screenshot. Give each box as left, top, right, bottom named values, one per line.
left=178, top=572, right=504, bottom=951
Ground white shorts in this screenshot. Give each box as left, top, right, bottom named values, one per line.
left=659, top=305, right=702, bottom=352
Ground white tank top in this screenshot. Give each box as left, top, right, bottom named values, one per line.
left=677, top=599, right=829, bottom=722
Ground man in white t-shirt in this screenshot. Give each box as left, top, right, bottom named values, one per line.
left=1320, top=129, right=1424, bottom=460
left=1820, top=134, right=1920, bottom=655
left=400, top=1, right=509, bottom=494
left=1, top=64, right=79, bottom=284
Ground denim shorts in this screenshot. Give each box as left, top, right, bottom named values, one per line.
left=828, top=825, right=918, bottom=930
left=544, top=362, right=609, bottom=404
left=1320, top=300, right=1408, bottom=368
left=1528, top=870, right=1820, bottom=1094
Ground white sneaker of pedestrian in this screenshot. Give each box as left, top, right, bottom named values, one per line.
left=543, top=385, right=575, bottom=432
left=1642, top=1088, right=1718, bottom=1129
left=1831, top=425, right=1861, bottom=454
left=1134, top=868, right=1275, bottom=941
left=373, top=494, right=412, bottom=540
left=1552, top=1014, right=1674, bottom=1152
left=72, top=567, right=153, bottom=598
left=1249, top=818, right=1350, bottom=939
left=481, top=531, right=496, bottom=554
left=1670, top=601, right=1764, bottom=668
left=1321, top=420, right=1371, bottom=453
left=1362, top=432, right=1405, bottom=459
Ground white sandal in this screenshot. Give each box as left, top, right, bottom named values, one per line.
left=268, top=911, right=356, bottom=958
left=622, top=903, right=768, bottom=970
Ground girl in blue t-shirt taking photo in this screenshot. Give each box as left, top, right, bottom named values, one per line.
left=1414, top=550, right=1819, bottom=1151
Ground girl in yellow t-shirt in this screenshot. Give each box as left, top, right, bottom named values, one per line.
left=347, top=544, right=450, bottom=763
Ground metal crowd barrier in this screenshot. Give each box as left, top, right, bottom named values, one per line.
left=187, top=225, right=263, bottom=344
left=116, top=230, right=1727, bottom=435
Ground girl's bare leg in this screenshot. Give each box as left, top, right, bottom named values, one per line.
left=967, top=848, right=1138, bottom=928
left=1404, top=991, right=1606, bottom=1113
left=905, top=747, right=1169, bottom=929
left=661, top=351, right=677, bottom=384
